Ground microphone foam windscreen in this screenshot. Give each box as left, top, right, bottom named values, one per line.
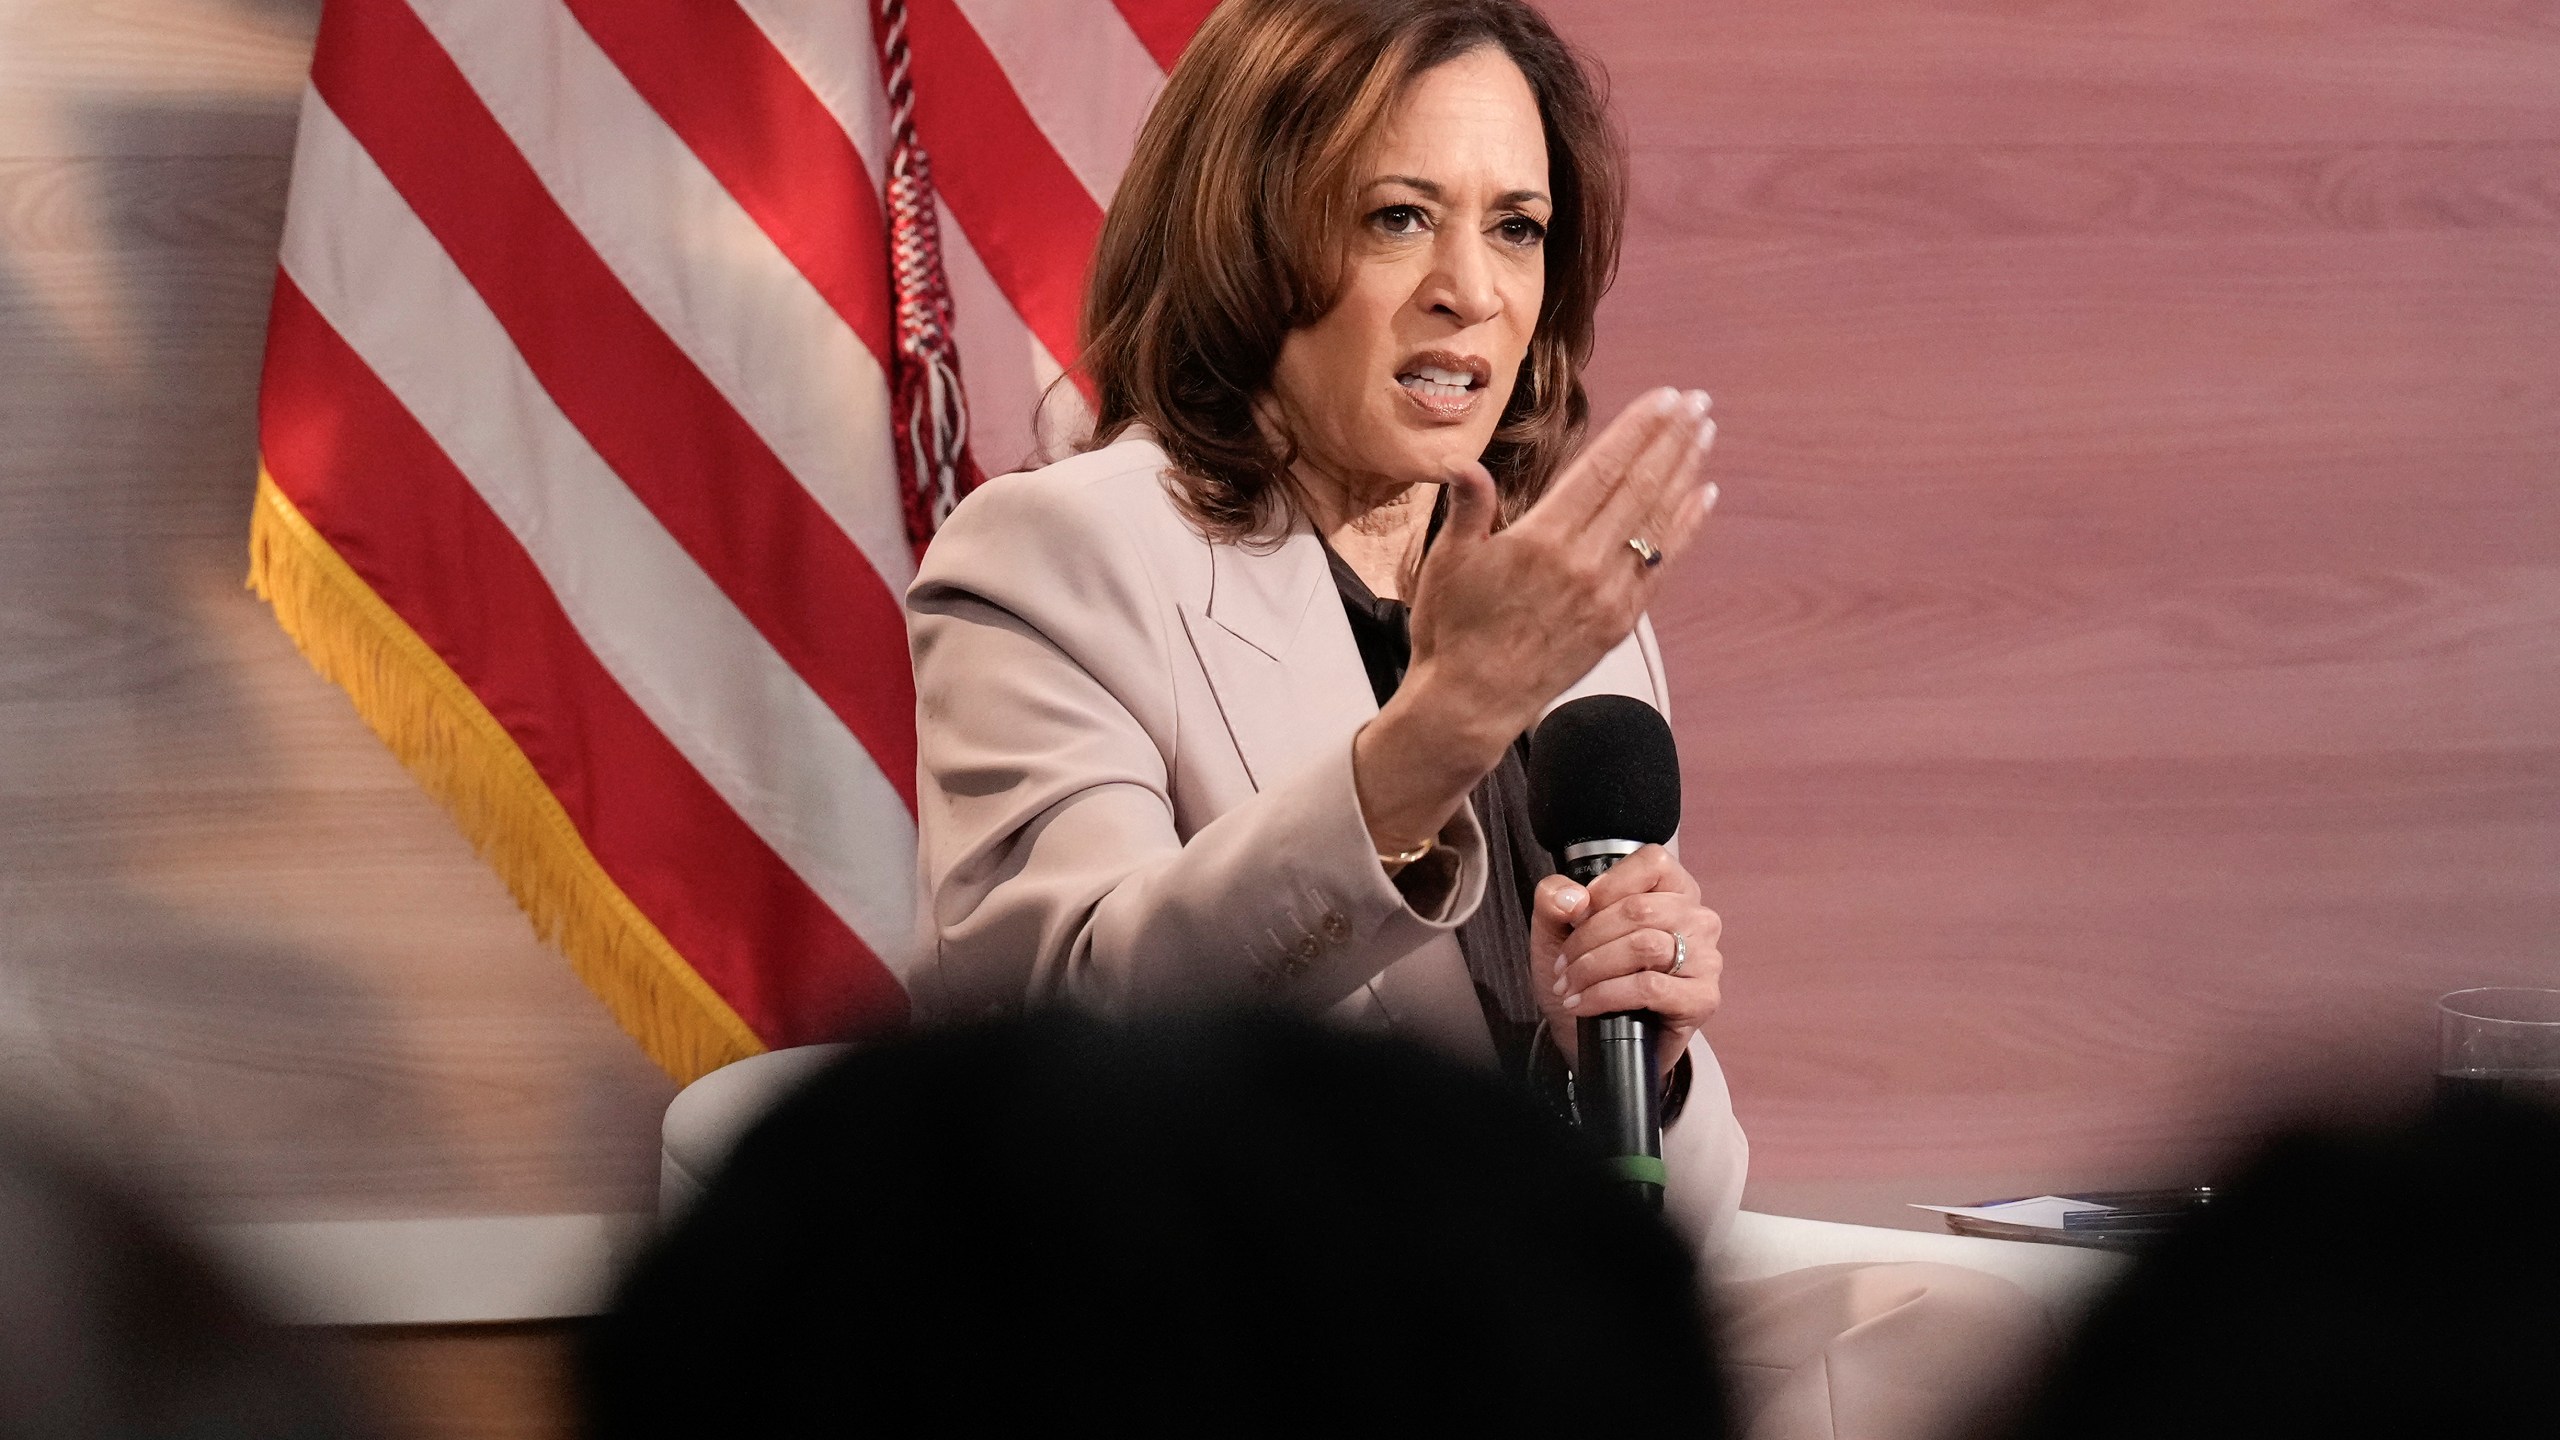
left=1527, top=695, right=1682, bottom=854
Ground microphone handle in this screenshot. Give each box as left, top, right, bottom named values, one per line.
left=1565, top=849, right=1665, bottom=1211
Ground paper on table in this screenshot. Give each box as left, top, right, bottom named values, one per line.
left=1911, top=1196, right=2113, bottom=1230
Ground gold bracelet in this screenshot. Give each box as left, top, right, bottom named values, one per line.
left=1376, top=835, right=1437, bottom=870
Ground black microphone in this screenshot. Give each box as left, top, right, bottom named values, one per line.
left=1527, top=694, right=1682, bottom=1210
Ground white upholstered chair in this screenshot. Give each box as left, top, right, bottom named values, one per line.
left=659, top=1044, right=853, bottom=1221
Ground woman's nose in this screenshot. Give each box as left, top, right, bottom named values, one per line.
left=1420, top=232, right=1503, bottom=328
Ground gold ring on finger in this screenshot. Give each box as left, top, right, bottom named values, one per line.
left=1628, top=536, right=1663, bottom=568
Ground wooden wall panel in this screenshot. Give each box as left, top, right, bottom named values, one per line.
left=0, top=0, right=672, bottom=1222
left=1547, top=0, right=2560, bottom=1209
left=1562, top=1, right=2560, bottom=146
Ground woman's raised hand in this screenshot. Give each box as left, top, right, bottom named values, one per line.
left=1408, top=386, right=1715, bottom=742
left=1352, top=388, right=1717, bottom=856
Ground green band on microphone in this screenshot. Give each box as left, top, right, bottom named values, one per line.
left=1611, top=1155, right=1668, bottom=1187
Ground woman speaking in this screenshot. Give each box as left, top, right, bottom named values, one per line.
left=907, top=2, right=2044, bottom=1432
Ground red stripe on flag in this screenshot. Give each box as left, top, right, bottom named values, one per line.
left=309, top=0, right=919, bottom=809
left=260, top=276, right=908, bottom=1045
left=901, top=0, right=1101, bottom=379
left=1108, top=0, right=1218, bottom=72
left=561, top=0, right=894, bottom=369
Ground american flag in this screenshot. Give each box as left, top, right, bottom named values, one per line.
left=250, top=0, right=1215, bottom=1082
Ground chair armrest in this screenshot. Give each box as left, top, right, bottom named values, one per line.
left=660, top=1044, right=853, bottom=1219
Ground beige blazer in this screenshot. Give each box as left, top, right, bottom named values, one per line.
left=905, top=434, right=1748, bottom=1248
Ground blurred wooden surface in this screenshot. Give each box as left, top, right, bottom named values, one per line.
left=335, top=1323, right=577, bottom=1440
left=1550, top=0, right=2560, bottom=1195
left=0, top=0, right=672, bottom=1221
left=0, top=0, right=2552, bottom=1238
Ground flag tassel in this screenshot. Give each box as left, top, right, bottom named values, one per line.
left=246, top=469, right=765, bottom=1085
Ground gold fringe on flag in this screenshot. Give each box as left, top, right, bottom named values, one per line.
left=247, top=468, right=765, bottom=1085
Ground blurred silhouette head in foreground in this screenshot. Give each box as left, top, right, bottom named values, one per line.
left=584, top=1010, right=1723, bottom=1436
left=1996, top=1092, right=2560, bottom=1440
left=0, top=1116, right=370, bottom=1440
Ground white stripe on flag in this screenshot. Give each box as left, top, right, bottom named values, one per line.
left=1028, top=329, right=1093, bottom=463
left=949, top=0, right=1164, bottom=207
left=279, top=89, right=920, bottom=969
left=408, top=0, right=916, bottom=592
left=743, top=0, right=1086, bottom=477
left=935, top=190, right=1044, bottom=475
left=734, top=0, right=890, bottom=182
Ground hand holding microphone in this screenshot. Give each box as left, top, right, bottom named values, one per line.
left=1534, top=852, right=1723, bottom=1080
left=1527, top=695, right=1725, bottom=1207
left=1526, top=697, right=1724, bottom=1080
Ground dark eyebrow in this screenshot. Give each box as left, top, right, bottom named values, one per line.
left=1367, top=174, right=1445, bottom=198
left=1364, top=175, right=1552, bottom=209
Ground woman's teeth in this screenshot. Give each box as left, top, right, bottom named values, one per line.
left=1399, top=366, right=1476, bottom=397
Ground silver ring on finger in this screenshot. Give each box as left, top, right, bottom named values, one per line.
left=1628, top=535, right=1663, bottom=568
left=1666, top=931, right=1688, bottom=977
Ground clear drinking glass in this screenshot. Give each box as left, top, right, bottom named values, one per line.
left=2437, top=987, right=2560, bottom=1110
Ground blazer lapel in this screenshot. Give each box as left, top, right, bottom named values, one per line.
left=1181, top=515, right=1499, bottom=1073
left=1180, top=523, right=1377, bottom=792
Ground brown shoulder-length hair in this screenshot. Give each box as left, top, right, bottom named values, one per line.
left=1075, top=0, right=1625, bottom=539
